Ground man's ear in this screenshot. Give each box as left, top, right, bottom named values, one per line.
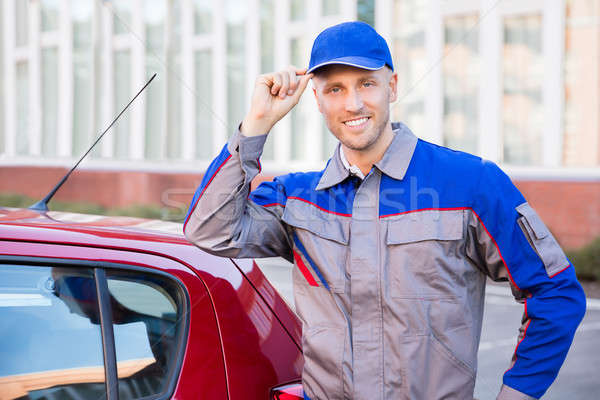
left=313, top=87, right=323, bottom=114
left=388, top=72, right=398, bottom=103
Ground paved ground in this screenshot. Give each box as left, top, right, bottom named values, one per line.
left=255, top=258, right=600, bottom=399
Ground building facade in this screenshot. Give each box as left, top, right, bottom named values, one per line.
left=1, top=0, right=599, bottom=248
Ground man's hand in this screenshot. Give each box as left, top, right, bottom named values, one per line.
left=241, top=66, right=313, bottom=136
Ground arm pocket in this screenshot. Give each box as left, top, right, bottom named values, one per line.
left=516, top=202, right=569, bottom=277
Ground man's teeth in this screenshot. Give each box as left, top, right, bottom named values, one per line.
left=344, top=117, right=369, bottom=127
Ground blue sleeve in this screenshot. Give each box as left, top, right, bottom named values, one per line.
left=249, top=176, right=288, bottom=209
left=472, top=160, right=586, bottom=399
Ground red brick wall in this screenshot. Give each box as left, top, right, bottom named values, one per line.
left=1, top=166, right=598, bottom=250
left=515, top=180, right=600, bottom=250
left=0, top=166, right=203, bottom=210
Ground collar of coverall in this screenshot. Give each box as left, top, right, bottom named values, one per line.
left=315, top=121, right=418, bottom=190
left=339, top=145, right=366, bottom=180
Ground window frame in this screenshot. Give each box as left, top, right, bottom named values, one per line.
left=0, top=255, right=190, bottom=400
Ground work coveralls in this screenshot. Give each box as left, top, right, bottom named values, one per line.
left=184, top=122, right=586, bottom=400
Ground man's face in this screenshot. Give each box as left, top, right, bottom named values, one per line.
left=312, top=64, right=397, bottom=151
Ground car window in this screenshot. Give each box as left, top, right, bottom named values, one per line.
left=105, top=271, right=184, bottom=399
left=0, top=265, right=107, bottom=399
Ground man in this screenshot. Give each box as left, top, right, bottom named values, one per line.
left=184, top=21, right=586, bottom=400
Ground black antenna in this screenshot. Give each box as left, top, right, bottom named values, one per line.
left=29, top=73, right=157, bottom=212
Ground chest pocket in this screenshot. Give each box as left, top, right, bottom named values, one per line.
left=282, top=198, right=350, bottom=293
left=516, top=202, right=569, bottom=277
left=385, top=209, right=465, bottom=299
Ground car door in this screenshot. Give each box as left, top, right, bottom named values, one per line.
left=0, top=240, right=228, bottom=400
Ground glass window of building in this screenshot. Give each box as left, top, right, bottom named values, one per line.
left=113, top=0, right=133, bottom=35
left=16, top=62, right=29, bottom=156
left=41, top=48, right=59, bottom=157
left=15, top=0, right=29, bottom=47
left=0, top=265, right=106, bottom=398
left=501, top=14, right=543, bottom=165
left=167, top=0, right=183, bottom=160
left=357, top=0, right=375, bottom=27
left=226, top=0, right=247, bottom=138
left=194, top=0, right=212, bottom=34
left=323, top=0, right=340, bottom=17
left=442, top=14, right=479, bottom=155
left=563, top=0, right=600, bottom=166
left=71, top=0, right=94, bottom=156
left=260, top=0, right=275, bottom=160
left=195, top=50, right=213, bottom=160
left=260, top=1, right=274, bottom=73
left=290, top=0, right=306, bottom=21
left=391, top=0, right=427, bottom=138
left=72, top=0, right=94, bottom=157
left=114, top=50, right=132, bottom=159
left=290, top=37, right=308, bottom=161
left=40, top=0, right=60, bottom=32
left=144, top=0, right=167, bottom=161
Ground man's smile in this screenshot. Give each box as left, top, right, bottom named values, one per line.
left=343, top=116, right=371, bottom=129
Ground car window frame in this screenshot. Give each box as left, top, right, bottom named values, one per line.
left=0, top=255, right=190, bottom=400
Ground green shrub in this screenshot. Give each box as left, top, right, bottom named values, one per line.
left=0, top=193, right=35, bottom=208
left=107, top=204, right=185, bottom=222
left=567, top=237, right=600, bottom=281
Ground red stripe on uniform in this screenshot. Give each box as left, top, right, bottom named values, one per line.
left=293, top=250, right=318, bottom=287
left=261, top=202, right=286, bottom=208
left=505, top=314, right=532, bottom=374
left=379, top=206, right=469, bottom=219
left=288, top=196, right=351, bottom=217
left=549, top=264, right=571, bottom=278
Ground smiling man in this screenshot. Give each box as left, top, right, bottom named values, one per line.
left=184, top=21, right=586, bottom=400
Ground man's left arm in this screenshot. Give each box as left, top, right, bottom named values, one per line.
left=467, top=160, right=587, bottom=399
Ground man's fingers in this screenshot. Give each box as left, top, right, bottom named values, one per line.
left=271, top=73, right=282, bottom=95
left=279, top=71, right=290, bottom=99
left=260, top=67, right=309, bottom=101
left=291, top=73, right=313, bottom=102
left=288, top=69, right=298, bottom=95
left=294, top=67, right=308, bottom=75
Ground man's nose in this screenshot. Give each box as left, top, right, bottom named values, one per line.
left=344, top=89, right=364, bottom=113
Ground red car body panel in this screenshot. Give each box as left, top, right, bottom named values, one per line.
left=0, top=208, right=303, bottom=399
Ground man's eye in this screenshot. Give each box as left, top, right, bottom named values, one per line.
left=363, top=82, right=373, bottom=87
left=331, top=87, right=340, bottom=93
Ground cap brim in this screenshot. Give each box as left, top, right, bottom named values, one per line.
left=307, top=56, right=386, bottom=74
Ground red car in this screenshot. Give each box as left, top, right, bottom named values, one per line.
left=0, top=207, right=304, bottom=400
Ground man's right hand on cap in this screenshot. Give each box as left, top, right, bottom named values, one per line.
left=241, top=66, right=313, bottom=137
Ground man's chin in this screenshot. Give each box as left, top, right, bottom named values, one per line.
left=341, top=136, right=378, bottom=152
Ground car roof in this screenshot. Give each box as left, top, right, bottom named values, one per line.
left=0, top=206, right=191, bottom=248
left=0, top=206, right=225, bottom=277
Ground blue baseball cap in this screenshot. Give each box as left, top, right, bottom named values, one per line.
left=308, top=21, right=394, bottom=74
